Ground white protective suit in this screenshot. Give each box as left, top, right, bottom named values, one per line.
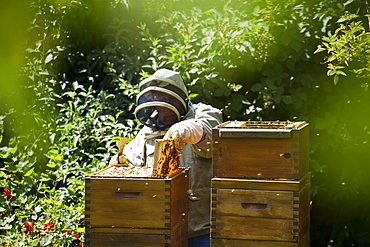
left=122, top=69, right=223, bottom=238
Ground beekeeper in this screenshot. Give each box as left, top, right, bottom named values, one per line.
left=111, top=68, right=222, bottom=246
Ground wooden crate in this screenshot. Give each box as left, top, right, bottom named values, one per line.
left=85, top=168, right=189, bottom=247
left=211, top=174, right=310, bottom=246
left=212, top=121, right=309, bottom=180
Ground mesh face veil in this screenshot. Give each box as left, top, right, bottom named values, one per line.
left=134, top=71, right=189, bottom=130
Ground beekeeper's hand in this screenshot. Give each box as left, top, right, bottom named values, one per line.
left=164, top=119, right=204, bottom=154
left=109, top=153, right=128, bottom=166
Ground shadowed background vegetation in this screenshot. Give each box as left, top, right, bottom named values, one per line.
left=1, top=0, right=370, bottom=246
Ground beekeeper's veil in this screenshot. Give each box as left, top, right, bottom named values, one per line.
left=134, top=69, right=189, bottom=130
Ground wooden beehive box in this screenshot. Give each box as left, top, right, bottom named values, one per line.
left=85, top=167, right=189, bottom=247
left=211, top=173, right=310, bottom=247
left=212, top=121, right=309, bottom=180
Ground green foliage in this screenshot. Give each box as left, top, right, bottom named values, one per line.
left=315, top=14, right=370, bottom=89
left=139, top=6, right=272, bottom=119
left=138, top=0, right=333, bottom=121
left=307, top=74, right=370, bottom=246
left=0, top=1, right=141, bottom=245
left=0, top=84, right=140, bottom=245
left=2, top=0, right=370, bottom=246
left=309, top=8, right=370, bottom=246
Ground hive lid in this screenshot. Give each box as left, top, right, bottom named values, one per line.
left=215, top=121, right=308, bottom=138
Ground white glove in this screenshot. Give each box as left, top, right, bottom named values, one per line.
left=109, top=152, right=128, bottom=166
left=164, top=119, right=204, bottom=154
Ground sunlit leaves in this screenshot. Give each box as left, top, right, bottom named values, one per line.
left=316, top=16, right=370, bottom=87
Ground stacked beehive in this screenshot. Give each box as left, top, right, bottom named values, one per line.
left=211, top=121, right=310, bottom=247
left=84, top=140, right=189, bottom=247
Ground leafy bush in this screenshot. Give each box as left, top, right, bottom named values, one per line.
left=1, top=1, right=141, bottom=245
left=2, top=0, right=370, bottom=246
left=315, top=14, right=370, bottom=89
left=0, top=82, right=140, bottom=245
left=310, top=11, right=370, bottom=246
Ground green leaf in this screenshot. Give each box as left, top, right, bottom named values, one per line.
left=282, top=95, right=293, bottom=104
left=40, top=235, right=52, bottom=246
left=337, top=17, right=347, bottom=23
left=274, top=95, right=281, bottom=104
left=45, top=53, right=53, bottom=64
left=314, top=47, right=326, bottom=54
left=188, top=93, right=198, bottom=99
left=24, top=168, right=34, bottom=177
left=327, top=70, right=336, bottom=76
left=214, top=88, right=224, bottom=97
left=75, top=185, right=84, bottom=190
left=35, top=206, right=42, bottom=213
left=8, top=146, right=17, bottom=154
left=45, top=151, right=63, bottom=161
left=48, top=149, right=59, bottom=155
left=44, top=198, right=53, bottom=204
left=31, top=239, right=40, bottom=246
left=19, top=195, right=27, bottom=204
left=47, top=163, right=57, bottom=168
left=334, top=74, right=339, bottom=85
left=77, top=227, right=85, bottom=233
left=250, top=83, right=263, bottom=92
left=0, top=152, right=8, bottom=159
left=343, top=0, right=354, bottom=6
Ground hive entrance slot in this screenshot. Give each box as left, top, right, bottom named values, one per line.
left=115, top=192, right=141, bottom=199
left=241, top=203, right=268, bottom=210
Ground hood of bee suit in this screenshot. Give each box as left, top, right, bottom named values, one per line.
left=134, top=69, right=191, bottom=131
